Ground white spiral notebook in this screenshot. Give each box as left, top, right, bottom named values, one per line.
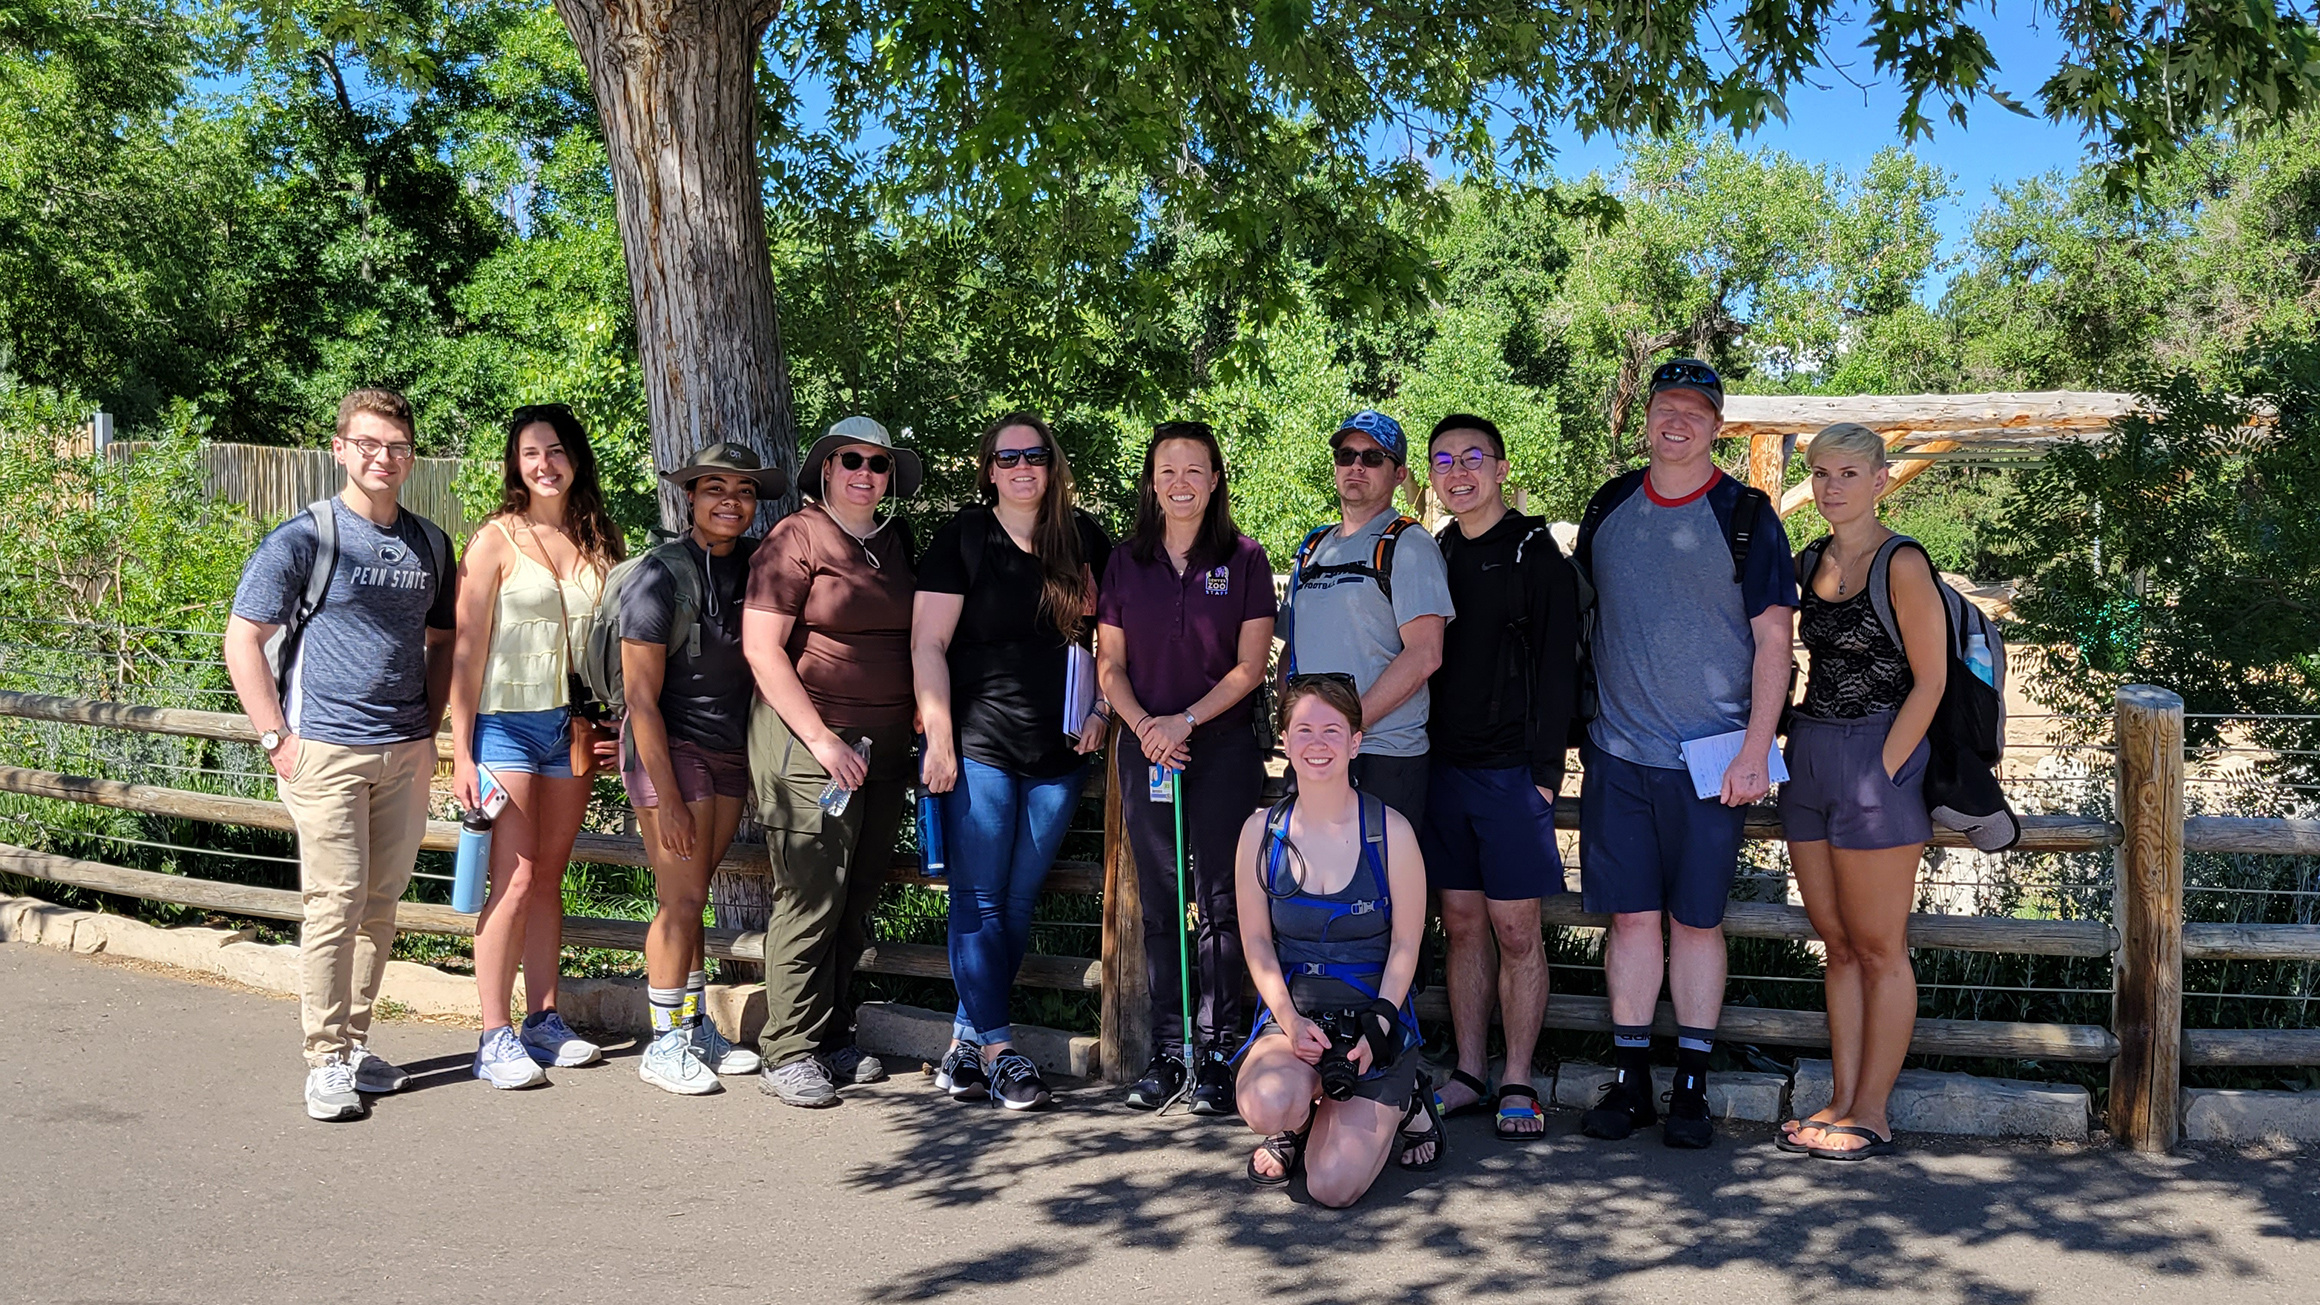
left=1678, top=729, right=1788, bottom=801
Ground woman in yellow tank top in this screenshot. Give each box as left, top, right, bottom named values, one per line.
left=448, top=405, right=626, bottom=1089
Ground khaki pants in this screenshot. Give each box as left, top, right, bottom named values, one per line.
left=277, top=737, right=435, bottom=1065
left=750, top=702, right=912, bottom=1068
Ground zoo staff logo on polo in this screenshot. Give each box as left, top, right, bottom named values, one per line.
left=1205, top=566, right=1230, bottom=596
left=348, top=539, right=434, bottom=590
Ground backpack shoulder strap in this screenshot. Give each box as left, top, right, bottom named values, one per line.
left=1370, top=515, right=1418, bottom=602
left=301, top=499, right=338, bottom=619
left=1870, top=535, right=1935, bottom=659
left=1357, top=791, right=1390, bottom=901
left=649, top=542, right=706, bottom=661
left=1795, top=537, right=1828, bottom=591
left=1291, top=524, right=1333, bottom=582
left=1723, top=483, right=1770, bottom=585
left=414, top=514, right=452, bottom=607
left=1573, top=470, right=1645, bottom=577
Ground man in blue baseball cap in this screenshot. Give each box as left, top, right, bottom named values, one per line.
left=1276, top=409, right=1452, bottom=831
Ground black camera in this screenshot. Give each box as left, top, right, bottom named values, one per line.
left=1314, top=1010, right=1369, bottom=1101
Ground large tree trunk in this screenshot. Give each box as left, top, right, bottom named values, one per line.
left=553, top=0, right=796, bottom=532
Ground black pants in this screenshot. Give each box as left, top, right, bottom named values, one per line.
left=1117, top=725, right=1265, bottom=1061
left=1352, top=750, right=1430, bottom=838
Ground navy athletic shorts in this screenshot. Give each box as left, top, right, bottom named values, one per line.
left=1578, top=741, right=1748, bottom=928
left=1421, top=762, right=1565, bottom=900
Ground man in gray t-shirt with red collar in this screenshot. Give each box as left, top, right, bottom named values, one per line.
left=1280, top=409, right=1454, bottom=833
left=1572, top=359, right=1797, bottom=1150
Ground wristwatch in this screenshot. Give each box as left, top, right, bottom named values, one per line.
left=259, top=729, right=284, bottom=753
left=1182, top=710, right=1199, bottom=729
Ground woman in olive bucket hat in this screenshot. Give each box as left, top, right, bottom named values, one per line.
left=740, top=417, right=926, bottom=1106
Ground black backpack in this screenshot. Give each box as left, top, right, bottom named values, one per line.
left=1569, top=470, right=1771, bottom=748
left=1434, top=516, right=1576, bottom=755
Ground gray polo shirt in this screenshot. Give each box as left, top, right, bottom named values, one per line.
left=1586, top=471, right=1796, bottom=770
left=1283, top=510, right=1454, bottom=757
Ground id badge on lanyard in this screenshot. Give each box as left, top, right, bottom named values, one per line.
left=1148, top=764, right=1176, bottom=803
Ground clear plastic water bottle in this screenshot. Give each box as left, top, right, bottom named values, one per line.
left=816, top=737, right=873, bottom=817
left=1965, top=632, right=1996, bottom=687
left=451, top=768, right=508, bottom=914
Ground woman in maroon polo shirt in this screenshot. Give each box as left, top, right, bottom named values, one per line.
left=1095, top=420, right=1277, bottom=1115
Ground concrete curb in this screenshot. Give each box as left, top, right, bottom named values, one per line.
left=1792, top=1058, right=2091, bottom=1139
left=2182, top=1087, right=2320, bottom=1143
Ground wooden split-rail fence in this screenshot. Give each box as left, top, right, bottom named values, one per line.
left=3, top=685, right=2319, bottom=1153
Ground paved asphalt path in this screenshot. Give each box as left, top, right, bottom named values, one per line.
left=6, top=942, right=2319, bottom=1305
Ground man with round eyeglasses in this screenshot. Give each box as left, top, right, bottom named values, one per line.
left=1420, top=413, right=1581, bottom=1138
left=1277, top=409, right=1452, bottom=832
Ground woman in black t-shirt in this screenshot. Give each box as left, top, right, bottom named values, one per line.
left=913, top=411, right=1113, bottom=1111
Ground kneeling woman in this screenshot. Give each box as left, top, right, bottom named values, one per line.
left=1234, top=675, right=1442, bottom=1207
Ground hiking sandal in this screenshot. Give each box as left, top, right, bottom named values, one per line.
left=1492, top=1082, right=1546, bottom=1143
left=1247, top=1128, right=1307, bottom=1187
left=1398, top=1076, right=1447, bottom=1171
left=1435, top=1068, right=1491, bottom=1119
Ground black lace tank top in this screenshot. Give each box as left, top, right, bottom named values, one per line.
left=1798, top=587, right=1913, bottom=719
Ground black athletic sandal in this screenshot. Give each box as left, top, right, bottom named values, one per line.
left=1398, top=1079, right=1447, bottom=1171
left=1247, top=1129, right=1307, bottom=1187
left=1492, top=1083, right=1547, bottom=1143
left=1435, top=1068, right=1491, bottom=1119
left=1775, top=1118, right=1830, bottom=1155
left=1807, top=1125, right=1897, bottom=1161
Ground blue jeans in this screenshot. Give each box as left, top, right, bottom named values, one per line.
left=943, top=756, right=1090, bottom=1045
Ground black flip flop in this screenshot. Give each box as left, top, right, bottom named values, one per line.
left=1247, top=1128, right=1307, bottom=1187
left=1398, top=1074, right=1448, bottom=1171
left=1492, top=1082, right=1548, bottom=1143
left=1807, top=1124, right=1897, bottom=1161
left=1775, top=1118, right=1830, bottom=1154
left=1435, top=1068, right=1491, bottom=1119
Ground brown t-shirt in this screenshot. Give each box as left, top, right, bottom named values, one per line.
left=743, top=503, right=916, bottom=732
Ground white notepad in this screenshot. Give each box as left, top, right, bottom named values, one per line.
left=1062, top=644, right=1098, bottom=738
left=1679, top=729, right=1788, bottom=800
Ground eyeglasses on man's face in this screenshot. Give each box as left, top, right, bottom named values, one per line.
left=1332, top=447, right=1393, bottom=469
left=991, top=446, right=1053, bottom=469
left=343, top=436, right=417, bottom=462
left=835, top=451, right=892, bottom=474
left=1429, top=449, right=1498, bottom=473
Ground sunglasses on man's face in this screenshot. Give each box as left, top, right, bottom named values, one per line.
left=835, top=451, right=892, bottom=474
left=1333, top=447, right=1394, bottom=469
left=991, top=446, right=1054, bottom=469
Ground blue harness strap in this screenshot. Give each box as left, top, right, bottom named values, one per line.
left=1237, top=792, right=1421, bottom=1063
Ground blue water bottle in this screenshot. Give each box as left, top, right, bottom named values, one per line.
left=916, top=736, right=945, bottom=877
left=451, top=767, right=507, bottom=914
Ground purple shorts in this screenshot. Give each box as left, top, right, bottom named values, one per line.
left=1779, top=711, right=1933, bottom=851
left=621, top=730, right=750, bottom=808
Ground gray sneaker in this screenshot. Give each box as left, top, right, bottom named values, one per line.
left=305, top=1055, right=367, bottom=1122
left=693, top=1019, right=762, bottom=1077
left=821, top=1044, right=887, bottom=1085
left=519, top=1011, right=602, bottom=1067
left=347, top=1044, right=410, bottom=1094
left=758, top=1054, right=839, bottom=1108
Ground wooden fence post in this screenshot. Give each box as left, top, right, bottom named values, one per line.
left=1098, top=732, right=1149, bottom=1084
left=2111, top=684, right=2185, bottom=1152
left=1747, top=427, right=1788, bottom=496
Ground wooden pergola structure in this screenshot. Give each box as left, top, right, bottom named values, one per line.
left=1721, top=391, right=2140, bottom=517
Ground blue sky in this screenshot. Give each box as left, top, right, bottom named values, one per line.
left=1539, top=14, right=2095, bottom=288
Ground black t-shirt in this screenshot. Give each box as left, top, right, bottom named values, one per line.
left=619, top=535, right=756, bottom=754
left=1430, top=511, right=1581, bottom=788
left=917, top=506, right=1113, bottom=777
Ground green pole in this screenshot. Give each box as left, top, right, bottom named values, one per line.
left=1173, top=766, right=1195, bottom=1101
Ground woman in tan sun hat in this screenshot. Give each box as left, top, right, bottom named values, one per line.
left=740, top=417, right=922, bottom=1106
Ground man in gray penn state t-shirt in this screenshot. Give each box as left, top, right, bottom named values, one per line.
left=1281, top=409, right=1453, bottom=832
left=223, top=388, right=455, bottom=1124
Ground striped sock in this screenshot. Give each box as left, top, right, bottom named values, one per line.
left=682, top=969, right=708, bottom=1030
left=1674, top=1025, right=1715, bottom=1097
left=1611, top=1023, right=1652, bottom=1082
left=648, top=986, right=684, bottom=1035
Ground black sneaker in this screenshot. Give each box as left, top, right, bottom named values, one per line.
left=934, top=1043, right=987, bottom=1102
left=990, top=1050, right=1053, bottom=1111
left=1124, top=1053, right=1186, bottom=1110
left=1661, top=1081, right=1715, bottom=1150
left=1579, top=1074, right=1659, bottom=1140
left=1187, top=1054, right=1237, bottom=1117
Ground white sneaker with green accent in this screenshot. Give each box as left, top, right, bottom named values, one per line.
left=640, top=1027, right=721, bottom=1096
left=692, top=1019, right=762, bottom=1076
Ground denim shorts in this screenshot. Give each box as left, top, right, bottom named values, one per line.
left=472, top=709, right=574, bottom=779
left=1779, top=711, right=1933, bottom=850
